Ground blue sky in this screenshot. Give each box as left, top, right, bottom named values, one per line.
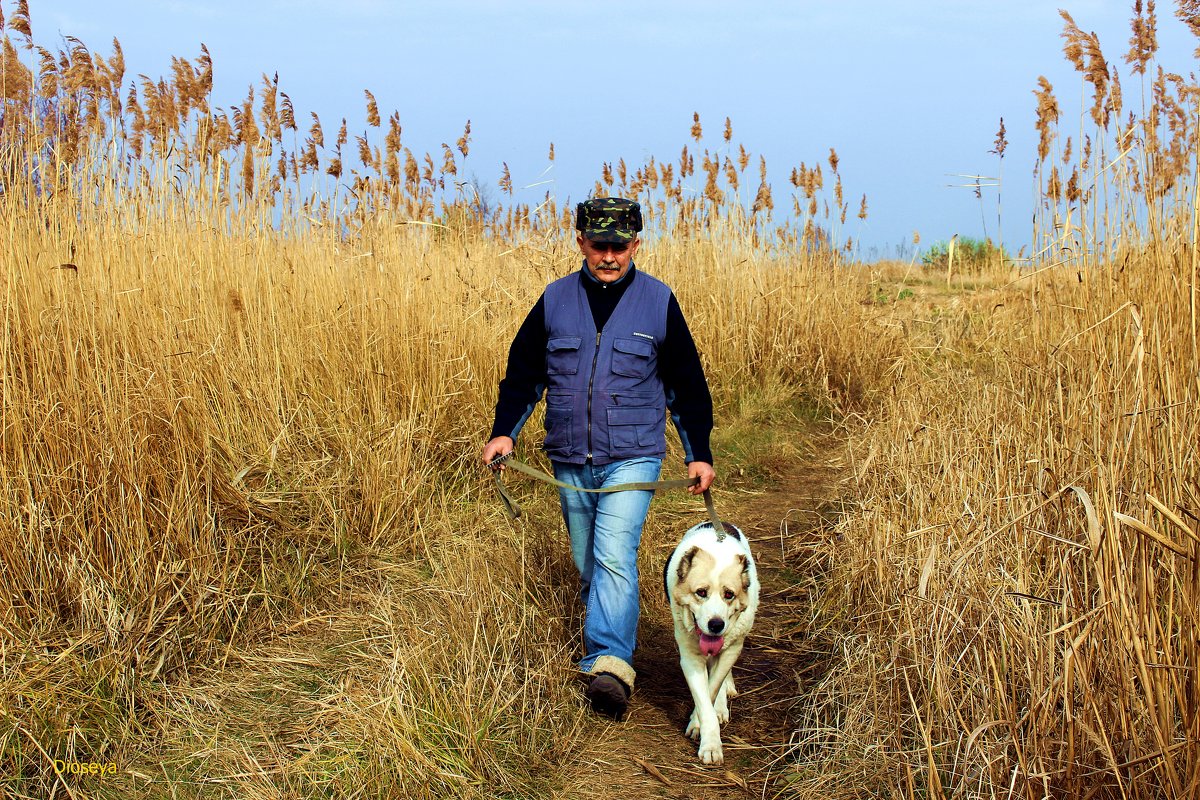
left=33, top=1, right=1200, bottom=258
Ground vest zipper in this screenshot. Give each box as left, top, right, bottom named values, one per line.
left=585, top=330, right=601, bottom=460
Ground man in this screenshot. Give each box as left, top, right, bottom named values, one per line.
left=482, top=197, right=715, bottom=719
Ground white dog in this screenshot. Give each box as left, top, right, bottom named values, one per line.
left=664, top=520, right=759, bottom=765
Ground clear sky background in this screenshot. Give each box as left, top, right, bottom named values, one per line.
left=34, top=1, right=1200, bottom=258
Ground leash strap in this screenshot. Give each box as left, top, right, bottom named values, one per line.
left=490, top=453, right=725, bottom=537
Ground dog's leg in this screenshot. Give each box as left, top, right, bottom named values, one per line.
left=714, top=671, right=738, bottom=723
left=683, top=642, right=745, bottom=766
left=681, top=650, right=708, bottom=740
left=679, top=651, right=725, bottom=764
left=714, top=674, right=731, bottom=724
left=677, top=628, right=706, bottom=740
left=706, top=641, right=744, bottom=727
left=705, top=641, right=743, bottom=700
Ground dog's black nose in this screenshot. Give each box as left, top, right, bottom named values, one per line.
left=707, top=618, right=725, bottom=635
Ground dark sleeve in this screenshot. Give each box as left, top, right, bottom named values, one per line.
left=490, top=295, right=549, bottom=442
left=660, top=293, right=714, bottom=464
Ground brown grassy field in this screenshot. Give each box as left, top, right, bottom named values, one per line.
left=2, top=1, right=1200, bottom=797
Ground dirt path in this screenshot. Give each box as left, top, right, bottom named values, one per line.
left=560, top=425, right=844, bottom=800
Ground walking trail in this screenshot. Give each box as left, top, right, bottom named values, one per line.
left=560, top=423, right=844, bottom=800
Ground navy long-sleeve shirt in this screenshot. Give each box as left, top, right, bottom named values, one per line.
left=490, top=263, right=714, bottom=464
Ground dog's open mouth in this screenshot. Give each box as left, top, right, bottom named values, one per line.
left=696, top=626, right=725, bottom=657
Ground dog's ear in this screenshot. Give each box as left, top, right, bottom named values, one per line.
left=676, top=546, right=700, bottom=583
left=738, top=554, right=751, bottom=590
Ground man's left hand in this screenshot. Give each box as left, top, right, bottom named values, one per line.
left=687, top=461, right=715, bottom=495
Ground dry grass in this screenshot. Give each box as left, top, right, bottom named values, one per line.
left=790, top=252, right=1200, bottom=797
left=5, top=2, right=1200, bottom=799
left=787, top=183, right=1200, bottom=800
left=0, top=213, right=887, bottom=796
left=779, top=9, right=1200, bottom=796
left=0, top=10, right=892, bottom=794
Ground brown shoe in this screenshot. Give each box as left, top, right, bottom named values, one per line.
left=585, top=672, right=630, bottom=719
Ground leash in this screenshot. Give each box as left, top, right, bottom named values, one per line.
left=488, top=452, right=726, bottom=538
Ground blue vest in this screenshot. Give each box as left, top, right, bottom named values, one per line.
left=542, top=267, right=671, bottom=465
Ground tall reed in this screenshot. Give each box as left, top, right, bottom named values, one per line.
left=791, top=3, right=1200, bottom=796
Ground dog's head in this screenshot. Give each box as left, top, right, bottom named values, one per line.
left=671, top=543, right=752, bottom=656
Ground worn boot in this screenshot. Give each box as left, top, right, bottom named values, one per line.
left=585, top=672, right=631, bottom=719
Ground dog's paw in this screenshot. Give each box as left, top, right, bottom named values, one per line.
left=725, top=674, right=738, bottom=698
left=685, top=710, right=700, bottom=739
left=697, top=737, right=724, bottom=765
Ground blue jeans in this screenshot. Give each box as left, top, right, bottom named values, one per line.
left=552, top=457, right=662, bottom=674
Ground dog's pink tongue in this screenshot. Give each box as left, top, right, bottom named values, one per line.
left=698, top=632, right=725, bottom=657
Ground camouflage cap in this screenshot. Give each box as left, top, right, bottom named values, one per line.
left=576, top=197, right=643, bottom=243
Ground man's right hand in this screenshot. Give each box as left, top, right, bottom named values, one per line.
left=482, top=436, right=515, bottom=470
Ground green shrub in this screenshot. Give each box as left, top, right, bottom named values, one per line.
left=921, top=237, right=1007, bottom=271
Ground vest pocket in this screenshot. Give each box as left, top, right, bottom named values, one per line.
left=611, top=336, right=654, bottom=379
left=543, top=390, right=573, bottom=452
left=546, top=336, right=582, bottom=375
left=606, top=404, right=661, bottom=450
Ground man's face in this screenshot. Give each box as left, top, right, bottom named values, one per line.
left=578, top=234, right=640, bottom=284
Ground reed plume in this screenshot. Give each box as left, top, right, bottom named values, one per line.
left=1126, top=0, right=1158, bottom=74
left=1176, top=0, right=1200, bottom=56
left=364, top=88, right=379, bottom=127
left=456, top=118, right=470, bottom=157
left=9, top=0, right=30, bottom=43
left=1034, top=76, right=1060, bottom=162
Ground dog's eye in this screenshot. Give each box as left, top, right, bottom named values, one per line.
left=723, top=589, right=735, bottom=601
left=695, top=588, right=708, bottom=598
